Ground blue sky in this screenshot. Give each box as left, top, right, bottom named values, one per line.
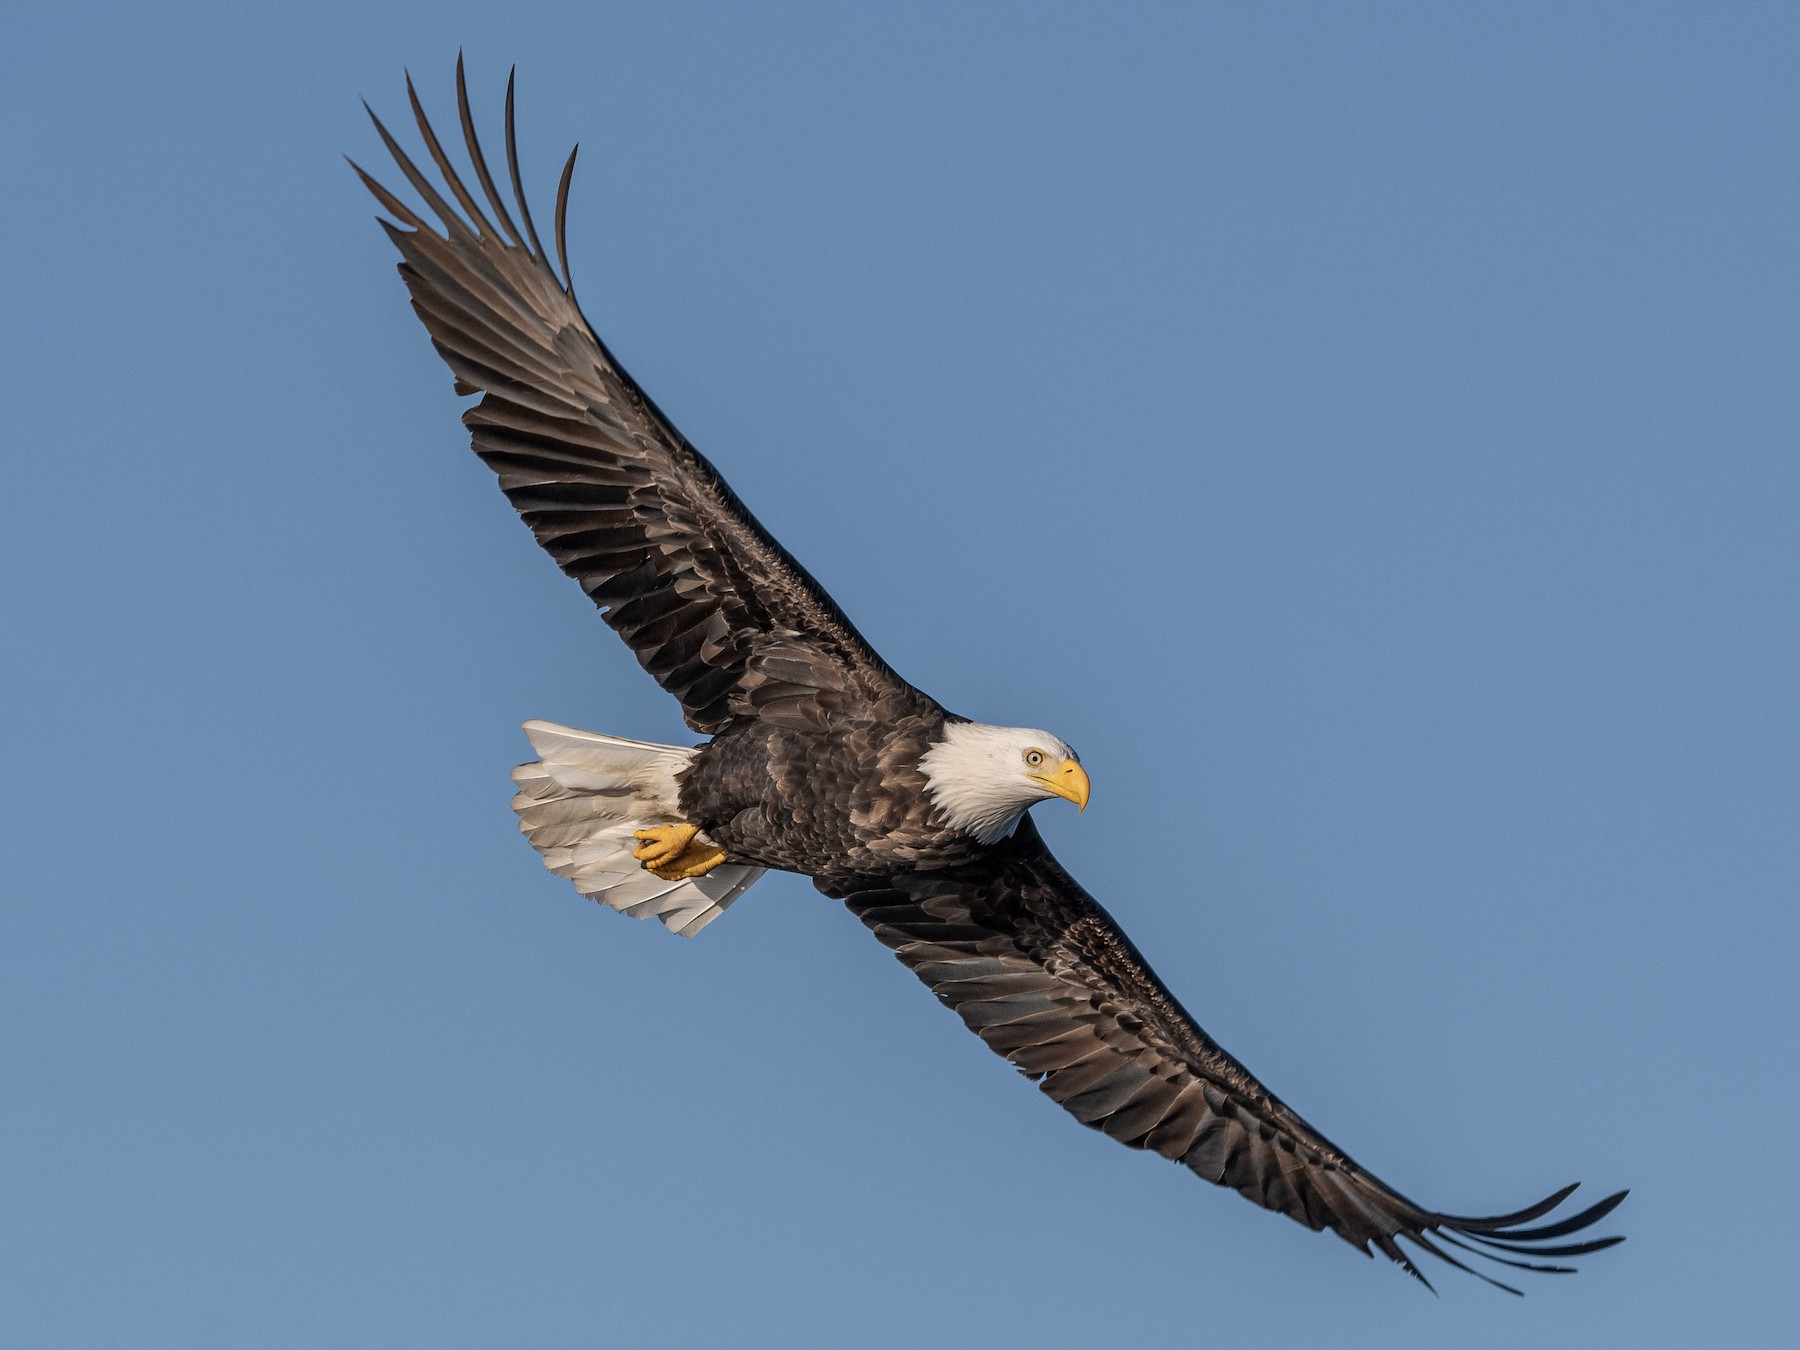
left=5, top=3, right=1796, bottom=1345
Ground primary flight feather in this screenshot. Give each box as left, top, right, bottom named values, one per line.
left=355, top=62, right=1625, bottom=1292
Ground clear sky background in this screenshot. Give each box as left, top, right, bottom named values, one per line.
left=5, top=3, right=1796, bottom=1346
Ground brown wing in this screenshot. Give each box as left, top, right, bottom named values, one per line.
left=827, top=817, right=1626, bottom=1293
left=354, top=62, right=935, bottom=734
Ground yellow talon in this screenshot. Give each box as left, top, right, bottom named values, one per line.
left=633, top=822, right=699, bottom=867
left=633, top=823, right=728, bottom=880
left=650, top=843, right=727, bottom=880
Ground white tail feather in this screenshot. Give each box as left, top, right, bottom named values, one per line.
left=510, top=720, right=765, bottom=937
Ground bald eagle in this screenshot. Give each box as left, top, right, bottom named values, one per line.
left=356, top=63, right=1625, bottom=1293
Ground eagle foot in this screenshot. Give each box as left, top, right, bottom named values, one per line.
left=633, top=823, right=728, bottom=880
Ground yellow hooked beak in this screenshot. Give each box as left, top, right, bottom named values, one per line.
left=1029, top=758, right=1091, bottom=812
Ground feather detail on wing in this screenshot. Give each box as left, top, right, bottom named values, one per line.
left=825, top=817, right=1626, bottom=1293
left=354, top=61, right=933, bottom=734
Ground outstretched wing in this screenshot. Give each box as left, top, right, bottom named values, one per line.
left=827, top=817, right=1626, bottom=1293
left=354, top=62, right=933, bottom=734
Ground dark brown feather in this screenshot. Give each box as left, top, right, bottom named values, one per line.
left=360, top=70, right=933, bottom=735
left=827, top=816, right=1626, bottom=1292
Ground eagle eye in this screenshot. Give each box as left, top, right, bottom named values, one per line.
left=1024, top=749, right=1046, bottom=768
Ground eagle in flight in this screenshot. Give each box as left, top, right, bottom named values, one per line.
left=356, top=62, right=1625, bottom=1293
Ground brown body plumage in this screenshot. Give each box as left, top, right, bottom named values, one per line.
left=679, top=710, right=1003, bottom=881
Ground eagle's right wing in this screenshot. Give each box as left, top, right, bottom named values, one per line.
left=355, top=62, right=934, bottom=735
left=828, top=817, right=1627, bottom=1293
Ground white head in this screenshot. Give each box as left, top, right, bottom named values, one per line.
left=919, top=722, right=1092, bottom=845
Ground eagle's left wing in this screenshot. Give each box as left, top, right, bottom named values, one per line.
left=825, top=817, right=1626, bottom=1292
left=353, top=64, right=935, bottom=736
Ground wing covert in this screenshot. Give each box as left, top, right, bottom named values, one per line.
left=827, top=817, right=1626, bottom=1293
left=356, top=62, right=932, bottom=734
